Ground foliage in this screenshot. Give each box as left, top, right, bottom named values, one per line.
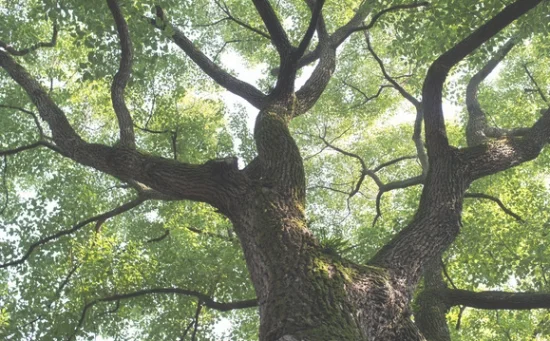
left=1, top=0, right=550, bottom=340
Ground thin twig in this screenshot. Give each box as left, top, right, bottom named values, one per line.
left=69, top=288, right=257, bottom=340
left=0, top=104, right=44, bottom=135
left=373, top=155, right=418, bottom=173
left=465, top=192, right=524, bottom=222
left=146, top=230, right=170, bottom=243
left=0, top=156, right=7, bottom=216
left=214, top=0, right=271, bottom=39
left=0, top=197, right=146, bottom=268
left=350, top=2, right=431, bottom=34
left=191, top=300, right=203, bottom=341
left=341, top=80, right=393, bottom=109
left=523, top=64, right=548, bottom=104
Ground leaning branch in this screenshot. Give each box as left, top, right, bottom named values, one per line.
left=0, top=142, right=43, bottom=156
left=295, top=0, right=326, bottom=59
left=283, top=1, right=430, bottom=74
left=0, top=104, right=44, bottom=135
left=146, top=229, right=170, bottom=243
left=106, top=0, right=136, bottom=148
left=317, top=133, right=422, bottom=225
left=0, top=156, right=7, bottom=216
left=422, top=0, right=542, bottom=157
left=152, top=7, right=267, bottom=109
left=350, top=2, right=430, bottom=35
left=252, top=0, right=292, bottom=56
left=341, top=80, right=393, bottom=109
left=373, top=155, right=418, bottom=173
left=214, top=0, right=271, bottom=39
left=69, top=288, right=257, bottom=340
left=1, top=49, right=243, bottom=209
left=0, top=24, right=58, bottom=56
left=465, top=38, right=517, bottom=146
left=0, top=140, right=63, bottom=157
left=364, top=34, right=419, bottom=108
left=524, top=64, right=549, bottom=104
left=186, top=226, right=235, bottom=242
left=0, top=197, right=145, bottom=269
left=464, top=192, right=524, bottom=222
left=365, top=32, right=428, bottom=172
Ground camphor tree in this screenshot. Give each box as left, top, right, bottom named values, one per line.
left=1, top=0, right=550, bottom=339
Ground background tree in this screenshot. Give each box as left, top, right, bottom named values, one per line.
left=1, top=0, right=550, bottom=340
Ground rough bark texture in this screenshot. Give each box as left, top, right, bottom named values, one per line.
left=414, top=261, right=452, bottom=341
left=2, top=0, right=549, bottom=340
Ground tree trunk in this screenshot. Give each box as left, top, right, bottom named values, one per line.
left=229, top=103, right=427, bottom=340
left=414, top=260, right=452, bottom=341
left=232, top=190, right=428, bottom=340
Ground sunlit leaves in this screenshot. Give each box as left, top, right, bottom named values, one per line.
left=1, top=0, right=550, bottom=339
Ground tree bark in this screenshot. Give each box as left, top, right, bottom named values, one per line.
left=229, top=101, right=428, bottom=340
left=414, top=261, right=452, bottom=341
left=1, top=0, right=548, bottom=339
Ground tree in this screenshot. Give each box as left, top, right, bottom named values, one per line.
left=1, top=0, right=550, bottom=339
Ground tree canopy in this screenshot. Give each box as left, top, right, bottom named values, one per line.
left=1, top=0, right=550, bottom=340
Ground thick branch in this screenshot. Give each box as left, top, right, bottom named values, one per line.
left=152, top=8, right=266, bottom=109
left=423, top=0, right=542, bottom=157
left=271, top=0, right=326, bottom=97
left=464, top=138, right=541, bottom=180
left=107, top=0, right=136, bottom=148
left=303, top=0, right=329, bottom=42
left=445, top=289, right=550, bottom=310
left=0, top=197, right=145, bottom=269
left=0, top=49, right=83, bottom=150
left=252, top=0, right=292, bottom=56
left=415, top=260, right=452, bottom=341
left=280, top=1, right=430, bottom=74
left=294, top=0, right=325, bottom=59
left=0, top=50, right=244, bottom=210
left=0, top=24, right=58, bottom=56
left=465, top=108, right=550, bottom=180
left=294, top=43, right=335, bottom=115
